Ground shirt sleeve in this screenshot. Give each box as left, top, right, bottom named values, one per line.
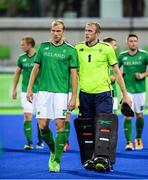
left=107, top=46, right=117, bottom=66
left=34, top=44, right=42, bottom=64
left=118, top=54, right=122, bottom=68
left=17, top=56, right=22, bottom=69
left=69, top=48, right=78, bottom=68
left=145, top=52, right=148, bottom=65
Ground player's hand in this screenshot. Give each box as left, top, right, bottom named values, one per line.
left=121, top=94, right=132, bottom=108
left=68, top=97, right=76, bottom=111
left=26, top=90, right=33, bottom=103
left=12, top=90, right=17, bottom=99
left=135, top=73, right=144, bottom=80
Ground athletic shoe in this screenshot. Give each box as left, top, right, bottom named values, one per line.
left=83, top=159, right=96, bottom=171
left=36, top=141, right=44, bottom=149
left=63, top=142, right=71, bottom=152
left=48, top=152, right=55, bottom=170
left=135, top=139, right=143, bottom=150
left=94, top=156, right=111, bottom=172
left=24, top=142, right=33, bottom=150
left=125, top=142, right=134, bottom=150
left=50, top=161, right=60, bottom=172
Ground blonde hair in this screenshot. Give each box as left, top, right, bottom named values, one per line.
left=86, top=22, right=101, bottom=33
left=21, top=37, right=35, bottom=47
left=51, top=19, right=65, bottom=30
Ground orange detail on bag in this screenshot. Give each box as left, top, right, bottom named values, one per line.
left=99, top=129, right=110, bottom=132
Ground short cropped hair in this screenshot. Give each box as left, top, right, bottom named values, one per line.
left=127, top=33, right=138, bottom=40
left=86, top=22, right=101, bottom=33
left=103, top=37, right=116, bottom=43
left=21, top=37, right=35, bottom=47
left=51, top=19, right=65, bottom=30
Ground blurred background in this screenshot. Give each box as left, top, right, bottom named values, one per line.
left=0, top=0, right=148, bottom=110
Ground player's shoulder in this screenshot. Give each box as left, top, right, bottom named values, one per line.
left=99, top=40, right=110, bottom=47
left=75, top=41, right=85, bottom=47
left=39, top=41, right=50, bottom=48
left=119, top=50, right=129, bottom=56
left=138, top=49, right=148, bottom=54
left=18, top=53, right=27, bottom=59
left=64, top=41, right=75, bottom=49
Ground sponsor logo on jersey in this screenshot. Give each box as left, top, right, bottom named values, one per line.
left=79, top=48, right=84, bottom=51
left=23, top=62, right=34, bottom=67
left=22, top=58, right=27, bottom=62
left=98, top=48, right=103, bottom=53
left=43, top=52, right=65, bottom=59
left=44, top=47, right=49, bottom=50
left=123, top=56, right=128, bottom=61
left=124, top=61, right=142, bottom=66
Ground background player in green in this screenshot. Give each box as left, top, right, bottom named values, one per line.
left=12, top=37, right=44, bottom=150
left=26, top=20, right=78, bottom=172
left=118, top=33, right=148, bottom=150
left=75, top=22, right=131, bottom=171
left=103, top=37, right=118, bottom=114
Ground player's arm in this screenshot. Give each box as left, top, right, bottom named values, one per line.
left=110, top=74, right=116, bottom=83
left=26, top=63, right=40, bottom=102
left=135, top=71, right=148, bottom=79
left=12, top=67, right=21, bottom=99
left=68, top=68, right=78, bottom=111
left=112, top=64, right=132, bottom=107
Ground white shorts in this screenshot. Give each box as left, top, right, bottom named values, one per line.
left=128, top=92, right=146, bottom=113
left=36, top=91, right=68, bottom=119
left=113, top=97, right=118, bottom=111
left=21, top=92, right=37, bottom=114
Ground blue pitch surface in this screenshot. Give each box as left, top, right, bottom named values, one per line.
left=0, top=114, right=148, bottom=179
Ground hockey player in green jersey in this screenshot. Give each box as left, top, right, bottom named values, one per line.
left=118, top=34, right=148, bottom=150
left=27, top=20, right=78, bottom=172
left=12, top=37, right=44, bottom=150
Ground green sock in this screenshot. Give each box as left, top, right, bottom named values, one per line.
left=65, top=121, right=70, bottom=142
left=55, top=131, right=65, bottom=163
left=24, top=120, right=32, bottom=143
left=136, top=118, right=144, bottom=139
left=124, top=118, right=132, bottom=142
left=37, top=123, right=42, bottom=142
left=40, top=128, right=55, bottom=153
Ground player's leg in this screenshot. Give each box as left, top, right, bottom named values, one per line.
left=94, top=113, right=118, bottom=172
left=64, top=92, right=72, bottom=152
left=74, top=91, right=95, bottom=167
left=33, top=93, right=44, bottom=149
left=23, top=112, right=33, bottom=149
left=74, top=117, right=94, bottom=166
left=94, top=91, right=117, bottom=172
left=63, top=112, right=71, bottom=152
left=134, top=93, right=146, bottom=150
left=21, top=92, right=33, bottom=150
left=123, top=93, right=134, bottom=150
left=36, top=92, right=55, bottom=170
left=113, top=97, right=118, bottom=114
left=50, top=93, right=68, bottom=172
left=36, top=122, right=44, bottom=149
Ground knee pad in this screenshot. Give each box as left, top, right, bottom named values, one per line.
left=74, top=117, right=94, bottom=164
left=94, top=113, right=118, bottom=164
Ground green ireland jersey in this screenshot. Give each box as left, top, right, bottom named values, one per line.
left=110, top=69, right=117, bottom=97
left=118, top=49, right=148, bottom=93
left=35, top=42, right=78, bottom=93
left=75, top=41, right=117, bottom=94
left=17, top=53, right=38, bottom=93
